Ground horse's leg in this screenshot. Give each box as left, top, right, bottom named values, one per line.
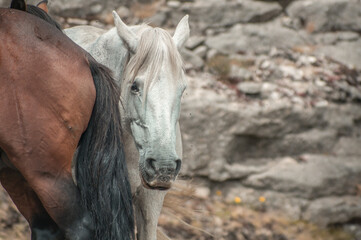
left=134, top=187, right=167, bottom=240
left=3, top=141, right=94, bottom=240
left=0, top=168, right=64, bottom=240
left=23, top=164, right=93, bottom=240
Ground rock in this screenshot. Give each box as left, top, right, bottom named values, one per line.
left=344, top=224, right=361, bottom=240
left=206, top=49, right=219, bottom=60
left=288, top=0, right=361, bottom=33
left=115, top=6, right=131, bottom=19
left=243, top=155, right=361, bottom=199
left=260, top=82, right=278, bottom=98
left=279, top=65, right=304, bottom=80
left=167, top=0, right=181, bottom=8
left=147, top=10, right=167, bottom=26
left=180, top=48, right=204, bottom=70
left=169, top=0, right=282, bottom=31
left=209, top=162, right=271, bottom=182
left=334, top=137, right=361, bottom=156
left=49, top=0, right=127, bottom=18
left=193, top=45, right=207, bottom=59
left=185, top=36, right=206, bottom=50
left=66, top=18, right=88, bottom=26
left=303, top=196, right=361, bottom=226
left=194, top=187, right=210, bottom=199
left=313, top=32, right=360, bottom=45
left=315, top=40, right=361, bottom=69
left=237, top=82, right=262, bottom=95
left=230, top=66, right=253, bottom=82
left=205, top=20, right=311, bottom=55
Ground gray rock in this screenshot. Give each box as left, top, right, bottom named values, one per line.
left=315, top=40, right=361, bottom=69
left=237, top=82, right=262, bottom=95
left=230, top=66, right=253, bottom=81
left=180, top=48, right=204, bottom=70
left=206, top=49, right=219, bottom=60
left=115, top=6, right=131, bottom=19
left=167, top=0, right=181, bottom=8
left=208, top=162, right=271, bottom=181
left=303, top=196, right=361, bottom=226
left=344, top=224, right=361, bottom=240
left=334, top=137, right=361, bottom=156
left=193, top=45, right=207, bottom=59
left=67, top=18, right=88, bottom=26
left=147, top=10, right=167, bottom=26
left=205, top=20, right=311, bottom=55
left=243, top=155, right=361, bottom=199
left=49, top=0, right=127, bottom=18
left=313, top=32, right=360, bottom=45
left=185, top=36, right=206, bottom=50
left=288, top=0, right=361, bottom=33
left=169, top=0, right=282, bottom=31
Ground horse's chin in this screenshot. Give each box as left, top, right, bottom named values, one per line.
left=140, top=175, right=172, bottom=191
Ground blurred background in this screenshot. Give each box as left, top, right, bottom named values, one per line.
left=0, top=0, right=360, bottom=239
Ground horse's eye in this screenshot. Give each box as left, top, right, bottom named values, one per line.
left=131, top=82, right=139, bottom=92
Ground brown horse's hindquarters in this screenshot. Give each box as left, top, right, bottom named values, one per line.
left=0, top=9, right=97, bottom=239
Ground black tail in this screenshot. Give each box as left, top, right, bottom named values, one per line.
left=76, top=57, right=134, bottom=240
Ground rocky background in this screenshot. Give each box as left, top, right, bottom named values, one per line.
left=0, top=0, right=360, bottom=239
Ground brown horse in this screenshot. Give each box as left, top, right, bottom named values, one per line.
left=0, top=3, right=134, bottom=240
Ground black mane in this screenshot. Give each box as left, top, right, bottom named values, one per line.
left=25, top=4, right=62, bottom=31
left=10, top=0, right=62, bottom=31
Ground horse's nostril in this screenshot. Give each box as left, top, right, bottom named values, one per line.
left=146, top=158, right=156, bottom=171
left=175, top=159, right=182, bottom=175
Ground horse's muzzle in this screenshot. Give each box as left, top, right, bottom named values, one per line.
left=140, top=158, right=181, bottom=190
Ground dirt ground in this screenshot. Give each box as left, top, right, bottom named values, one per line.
left=0, top=186, right=356, bottom=240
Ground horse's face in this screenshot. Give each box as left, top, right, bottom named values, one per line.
left=114, top=12, right=189, bottom=190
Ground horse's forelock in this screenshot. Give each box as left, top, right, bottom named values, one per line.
left=123, top=25, right=184, bottom=100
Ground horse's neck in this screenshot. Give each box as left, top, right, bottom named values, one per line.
left=122, top=128, right=141, bottom=193
left=87, top=27, right=129, bottom=84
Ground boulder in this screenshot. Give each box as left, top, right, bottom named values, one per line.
left=334, top=137, right=361, bottom=156
left=314, top=40, right=361, bottom=70
left=303, top=196, right=361, bottom=226
left=168, top=0, right=282, bottom=31
left=185, top=35, right=206, bottom=50
left=180, top=48, right=204, bottom=70
left=180, top=72, right=361, bottom=185
left=243, top=155, right=361, bottom=199
left=237, top=82, right=262, bottom=95
left=287, top=0, right=361, bottom=33
left=48, top=0, right=128, bottom=18
left=205, top=20, right=311, bottom=55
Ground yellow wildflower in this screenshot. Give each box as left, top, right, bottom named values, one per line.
left=234, top=197, right=242, bottom=204
left=259, top=196, right=266, bottom=203
left=215, top=190, right=222, bottom=196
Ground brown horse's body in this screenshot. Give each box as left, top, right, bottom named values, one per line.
left=0, top=8, right=134, bottom=240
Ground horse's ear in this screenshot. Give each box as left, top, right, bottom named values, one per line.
left=112, top=11, right=139, bottom=54
left=173, top=15, right=190, bottom=49
left=10, top=0, right=27, bottom=11
left=37, top=0, right=48, bottom=13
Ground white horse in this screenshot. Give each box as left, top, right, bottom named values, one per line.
left=65, top=12, right=189, bottom=240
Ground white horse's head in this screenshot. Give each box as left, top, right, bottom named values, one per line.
left=113, top=12, right=189, bottom=190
